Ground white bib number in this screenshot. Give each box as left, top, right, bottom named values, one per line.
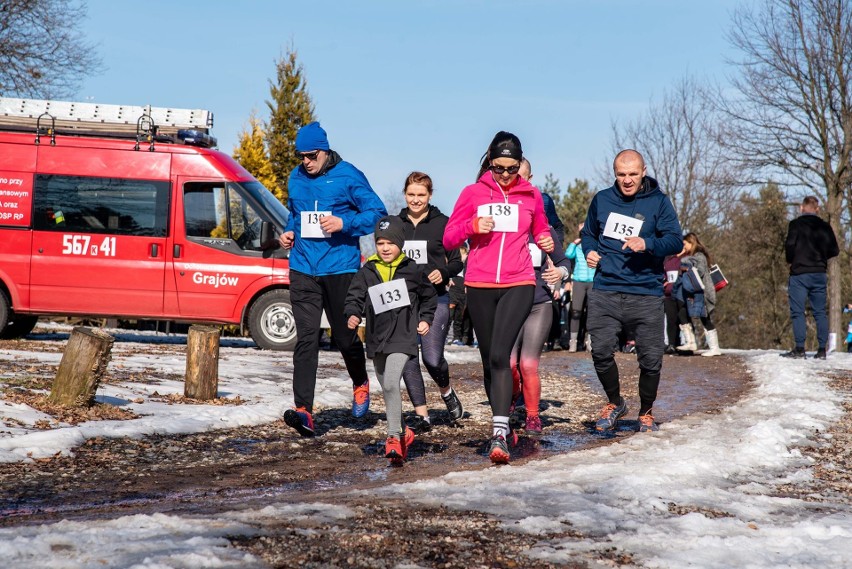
left=478, top=203, right=519, bottom=233
left=667, top=270, right=679, bottom=284
left=403, top=240, right=428, bottom=265
left=368, top=279, right=410, bottom=314
left=603, top=212, right=643, bottom=241
left=301, top=210, right=332, bottom=238
left=528, top=243, right=543, bottom=268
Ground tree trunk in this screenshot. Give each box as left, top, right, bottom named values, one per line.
left=49, top=327, right=114, bottom=407
left=184, top=325, right=220, bottom=400
left=829, top=258, right=842, bottom=350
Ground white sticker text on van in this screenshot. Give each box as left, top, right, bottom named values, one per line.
left=62, top=235, right=117, bottom=256
left=192, top=272, right=239, bottom=288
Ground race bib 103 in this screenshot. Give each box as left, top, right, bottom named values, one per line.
left=403, top=240, right=428, bottom=265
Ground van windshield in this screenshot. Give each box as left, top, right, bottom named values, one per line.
left=240, top=181, right=290, bottom=230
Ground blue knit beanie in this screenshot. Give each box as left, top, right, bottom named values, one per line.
left=295, top=122, right=330, bottom=152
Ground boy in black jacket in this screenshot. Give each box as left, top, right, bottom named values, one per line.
left=345, top=216, right=437, bottom=465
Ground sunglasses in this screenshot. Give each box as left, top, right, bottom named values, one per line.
left=298, top=151, right=321, bottom=161
left=490, top=164, right=520, bottom=175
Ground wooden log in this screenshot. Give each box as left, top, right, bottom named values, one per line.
left=184, top=325, right=221, bottom=400
left=48, top=327, right=115, bottom=407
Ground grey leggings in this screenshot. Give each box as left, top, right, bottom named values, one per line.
left=373, top=352, right=412, bottom=437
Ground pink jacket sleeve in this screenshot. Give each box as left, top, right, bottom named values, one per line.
left=443, top=185, right=477, bottom=250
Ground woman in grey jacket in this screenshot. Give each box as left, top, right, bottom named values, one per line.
left=676, top=233, right=721, bottom=356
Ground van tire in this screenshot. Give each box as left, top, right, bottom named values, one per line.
left=248, top=289, right=297, bottom=351
left=0, top=289, right=10, bottom=335
left=0, top=316, right=39, bottom=339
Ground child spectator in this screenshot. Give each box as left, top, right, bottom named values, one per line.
left=344, top=216, right=437, bottom=466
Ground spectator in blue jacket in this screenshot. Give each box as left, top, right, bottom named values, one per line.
left=580, top=149, right=682, bottom=433
left=565, top=222, right=594, bottom=352
left=278, top=122, right=387, bottom=437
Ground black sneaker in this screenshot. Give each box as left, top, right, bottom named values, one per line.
left=441, top=388, right=464, bottom=421
left=780, top=347, right=806, bottom=359
left=408, top=414, right=432, bottom=434
left=283, top=407, right=315, bottom=437
left=813, top=348, right=827, bottom=360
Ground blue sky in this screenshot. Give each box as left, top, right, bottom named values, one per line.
left=77, top=0, right=744, bottom=213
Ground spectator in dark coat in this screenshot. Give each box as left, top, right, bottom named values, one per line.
left=781, top=196, right=839, bottom=359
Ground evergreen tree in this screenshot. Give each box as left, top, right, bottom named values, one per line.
left=545, top=175, right=595, bottom=238
left=715, top=183, right=790, bottom=348
left=233, top=113, right=279, bottom=200
left=266, top=48, right=316, bottom=203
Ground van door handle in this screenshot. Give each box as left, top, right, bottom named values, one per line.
left=173, top=244, right=182, bottom=258
left=150, top=243, right=159, bottom=257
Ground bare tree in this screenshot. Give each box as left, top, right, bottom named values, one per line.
left=609, top=76, right=739, bottom=236
left=720, top=0, right=852, bottom=340
left=0, top=0, right=102, bottom=99
left=381, top=185, right=405, bottom=216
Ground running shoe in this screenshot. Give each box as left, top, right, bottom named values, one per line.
left=525, top=414, right=542, bottom=434
left=638, top=412, right=659, bottom=432
left=385, top=436, right=404, bottom=465
left=403, top=426, right=415, bottom=459
left=813, top=348, right=827, bottom=360
left=386, top=427, right=416, bottom=466
left=441, top=388, right=464, bottom=421
left=352, top=380, right=370, bottom=418
left=409, top=414, right=432, bottom=434
left=283, top=407, right=315, bottom=437
left=595, top=399, right=628, bottom=431
left=488, top=435, right=511, bottom=464
left=780, top=347, right=806, bottom=358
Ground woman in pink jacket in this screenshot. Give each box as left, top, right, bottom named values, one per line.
left=443, top=131, right=553, bottom=464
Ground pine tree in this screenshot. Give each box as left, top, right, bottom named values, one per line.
left=544, top=175, right=595, bottom=237
left=266, top=48, right=316, bottom=203
left=233, top=112, right=280, bottom=200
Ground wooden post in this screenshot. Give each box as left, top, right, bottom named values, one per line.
left=49, top=327, right=114, bottom=407
left=185, top=325, right=221, bottom=400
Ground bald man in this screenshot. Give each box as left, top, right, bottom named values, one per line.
left=580, top=149, right=683, bottom=433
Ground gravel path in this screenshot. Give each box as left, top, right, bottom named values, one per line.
left=0, top=339, right=780, bottom=567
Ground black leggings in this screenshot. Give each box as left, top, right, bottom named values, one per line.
left=466, top=285, right=534, bottom=418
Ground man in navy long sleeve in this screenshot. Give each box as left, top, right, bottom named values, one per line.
left=580, top=149, right=683, bottom=433
left=781, top=196, right=839, bottom=360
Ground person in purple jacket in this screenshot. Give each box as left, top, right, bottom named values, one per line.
left=580, top=149, right=683, bottom=433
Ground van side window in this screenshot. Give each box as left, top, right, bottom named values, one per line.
left=184, top=182, right=265, bottom=251
left=33, top=175, right=169, bottom=237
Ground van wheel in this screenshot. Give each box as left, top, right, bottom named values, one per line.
left=248, top=289, right=297, bottom=351
left=1, top=315, right=39, bottom=339
left=0, top=290, right=10, bottom=335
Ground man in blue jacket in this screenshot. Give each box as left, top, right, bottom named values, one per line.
left=580, top=149, right=682, bottom=433
left=278, top=122, right=387, bottom=436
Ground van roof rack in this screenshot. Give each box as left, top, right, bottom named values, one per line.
left=0, top=97, right=216, bottom=149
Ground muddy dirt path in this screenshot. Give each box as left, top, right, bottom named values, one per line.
left=0, top=344, right=754, bottom=568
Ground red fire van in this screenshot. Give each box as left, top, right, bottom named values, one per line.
left=0, top=97, right=296, bottom=350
